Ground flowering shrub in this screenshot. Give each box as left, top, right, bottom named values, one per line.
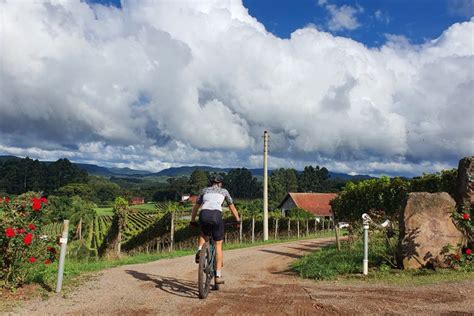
left=453, top=206, right=473, bottom=244
left=0, top=192, right=58, bottom=288
left=444, top=206, right=474, bottom=269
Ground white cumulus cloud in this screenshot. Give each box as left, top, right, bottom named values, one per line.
left=0, top=0, right=473, bottom=176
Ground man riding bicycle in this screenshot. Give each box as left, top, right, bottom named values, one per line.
left=190, top=174, right=240, bottom=285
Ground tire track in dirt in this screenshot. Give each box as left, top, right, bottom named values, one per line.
left=9, top=237, right=474, bottom=315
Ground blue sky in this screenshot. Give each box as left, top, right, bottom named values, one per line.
left=89, top=0, right=473, bottom=46
left=243, top=0, right=473, bottom=46
left=1, top=1, right=473, bottom=176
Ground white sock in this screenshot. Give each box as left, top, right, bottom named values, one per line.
left=216, top=270, right=222, bottom=277
left=197, top=245, right=202, bottom=251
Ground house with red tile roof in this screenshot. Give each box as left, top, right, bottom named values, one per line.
left=278, top=192, right=337, bottom=218
left=130, top=197, right=145, bottom=205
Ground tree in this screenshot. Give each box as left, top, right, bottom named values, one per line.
left=288, top=208, right=308, bottom=238
left=269, top=168, right=298, bottom=203
left=58, top=183, right=94, bottom=201
left=298, top=165, right=329, bottom=193
left=68, top=196, right=96, bottom=243
left=114, top=197, right=129, bottom=256
left=99, top=197, right=129, bottom=258
left=167, top=176, right=190, bottom=201
left=224, top=168, right=259, bottom=199
left=189, top=169, right=209, bottom=195
left=88, top=176, right=121, bottom=205
left=270, top=209, right=284, bottom=239
left=46, top=158, right=88, bottom=193
left=239, top=200, right=262, bottom=243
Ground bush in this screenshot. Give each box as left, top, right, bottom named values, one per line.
left=292, top=232, right=393, bottom=280
left=0, top=192, right=59, bottom=288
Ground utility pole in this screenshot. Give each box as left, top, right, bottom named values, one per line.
left=263, top=130, right=269, bottom=241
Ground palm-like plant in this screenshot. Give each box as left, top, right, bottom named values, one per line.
left=245, top=201, right=262, bottom=243
left=270, top=210, right=283, bottom=239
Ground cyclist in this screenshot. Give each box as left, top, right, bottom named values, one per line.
left=190, top=174, right=240, bottom=284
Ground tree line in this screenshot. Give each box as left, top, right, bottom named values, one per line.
left=0, top=157, right=88, bottom=195
left=0, top=157, right=350, bottom=207
left=330, top=169, right=458, bottom=225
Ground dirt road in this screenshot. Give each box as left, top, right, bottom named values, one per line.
left=10, top=237, right=474, bottom=315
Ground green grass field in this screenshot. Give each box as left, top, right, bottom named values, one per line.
left=95, top=207, right=113, bottom=216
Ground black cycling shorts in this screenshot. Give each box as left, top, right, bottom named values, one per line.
left=199, top=209, right=224, bottom=241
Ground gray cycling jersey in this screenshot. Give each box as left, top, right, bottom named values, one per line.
left=197, top=186, right=233, bottom=212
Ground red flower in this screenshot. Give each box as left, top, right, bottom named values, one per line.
left=5, top=197, right=10, bottom=203
left=466, top=249, right=472, bottom=255
left=40, top=197, right=48, bottom=204
left=32, top=198, right=42, bottom=211
left=16, top=228, right=25, bottom=234
left=28, top=223, right=36, bottom=231
left=45, top=259, right=51, bottom=265
left=29, top=257, right=36, bottom=263
left=47, top=246, right=57, bottom=253
left=454, top=254, right=461, bottom=260
left=23, top=233, right=33, bottom=246
left=463, top=213, right=470, bottom=220
left=0, top=197, right=3, bottom=203
left=5, top=227, right=15, bottom=238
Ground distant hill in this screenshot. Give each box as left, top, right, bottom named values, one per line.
left=0, top=155, right=22, bottom=162
left=0, top=155, right=373, bottom=180
left=108, top=167, right=151, bottom=176
left=153, top=166, right=232, bottom=177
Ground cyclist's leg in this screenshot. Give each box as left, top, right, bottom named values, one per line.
left=215, top=239, right=223, bottom=273
left=212, top=211, right=225, bottom=277
left=198, top=234, right=207, bottom=248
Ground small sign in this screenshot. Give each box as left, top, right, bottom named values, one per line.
left=59, top=237, right=68, bottom=244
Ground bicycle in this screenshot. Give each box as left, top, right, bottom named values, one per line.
left=197, top=221, right=239, bottom=299
left=197, top=232, right=219, bottom=299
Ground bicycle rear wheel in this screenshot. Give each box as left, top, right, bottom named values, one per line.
left=198, top=243, right=211, bottom=299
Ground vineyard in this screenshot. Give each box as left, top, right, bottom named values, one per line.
left=41, top=201, right=336, bottom=259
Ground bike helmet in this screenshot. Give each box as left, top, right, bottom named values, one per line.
left=210, top=174, right=224, bottom=183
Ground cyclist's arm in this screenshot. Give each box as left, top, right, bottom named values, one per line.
left=228, top=203, right=240, bottom=222
left=191, top=202, right=201, bottom=222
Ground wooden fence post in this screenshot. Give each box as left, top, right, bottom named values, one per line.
left=239, top=213, right=243, bottom=243
left=170, top=211, right=175, bottom=252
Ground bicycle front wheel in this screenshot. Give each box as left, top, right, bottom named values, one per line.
left=198, top=243, right=211, bottom=299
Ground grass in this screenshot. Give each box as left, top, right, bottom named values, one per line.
left=95, top=207, right=113, bottom=216
left=129, top=203, right=158, bottom=212
left=292, top=236, right=474, bottom=286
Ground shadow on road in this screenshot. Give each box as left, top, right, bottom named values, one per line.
left=125, top=270, right=199, bottom=299
left=259, top=249, right=302, bottom=259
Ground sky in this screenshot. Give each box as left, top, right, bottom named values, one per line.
left=0, top=0, right=473, bottom=177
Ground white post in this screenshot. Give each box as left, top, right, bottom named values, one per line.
left=362, top=214, right=370, bottom=276
left=56, top=219, right=69, bottom=293
left=263, top=130, right=269, bottom=241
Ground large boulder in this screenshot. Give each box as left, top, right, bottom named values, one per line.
left=456, top=156, right=474, bottom=211
left=398, top=192, right=463, bottom=269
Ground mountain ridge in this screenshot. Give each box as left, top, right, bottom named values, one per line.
left=0, top=155, right=373, bottom=180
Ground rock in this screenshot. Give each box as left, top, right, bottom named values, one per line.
left=398, top=192, right=463, bottom=269
left=456, top=156, right=474, bottom=211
